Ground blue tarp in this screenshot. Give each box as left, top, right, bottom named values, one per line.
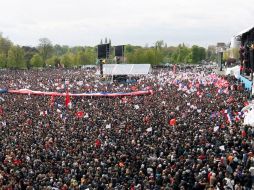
left=239, top=75, right=252, bottom=91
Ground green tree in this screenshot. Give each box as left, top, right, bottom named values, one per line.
left=22, top=46, right=38, bottom=69
left=0, top=33, right=12, bottom=56
left=191, top=45, right=206, bottom=64
left=7, top=46, right=26, bottom=69
left=171, top=44, right=191, bottom=64
left=191, top=45, right=200, bottom=63
left=231, top=48, right=240, bottom=60
left=30, top=53, right=43, bottom=68
left=76, top=51, right=86, bottom=65
left=207, top=45, right=217, bottom=61
left=53, top=44, right=69, bottom=56
left=0, top=53, right=7, bottom=68
left=46, top=56, right=61, bottom=67
left=155, top=40, right=164, bottom=49
left=223, top=50, right=230, bottom=61
left=61, top=53, right=75, bottom=68
left=0, top=33, right=12, bottom=68
left=38, top=38, right=53, bottom=67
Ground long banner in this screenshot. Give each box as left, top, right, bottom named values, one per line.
left=7, top=89, right=153, bottom=97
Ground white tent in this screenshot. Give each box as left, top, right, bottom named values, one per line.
left=225, top=65, right=240, bottom=79
left=242, top=102, right=254, bottom=127
left=102, top=64, right=151, bottom=75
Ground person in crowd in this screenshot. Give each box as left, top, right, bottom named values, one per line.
left=0, top=66, right=253, bottom=189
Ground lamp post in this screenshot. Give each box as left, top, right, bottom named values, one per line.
left=216, top=48, right=223, bottom=72
left=219, top=51, right=223, bottom=71
left=154, top=42, right=158, bottom=65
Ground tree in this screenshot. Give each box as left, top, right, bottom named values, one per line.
left=76, top=48, right=96, bottom=65
left=223, top=50, right=230, bottom=61
left=7, top=46, right=26, bottom=69
left=0, top=33, right=12, bottom=56
left=22, top=46, right=38, bottom=69
left=230, top=48, right=240, bottom=60
left=0, top=33, right=12, bottom=68
left=175, top=44, right=191, bottom=63
left=46, top=56, right=61, bottom=67
left=53, top=44, right=69, bottom=56
left=155, top=40, right=164, bottom=49
left=30, top=53, right=43, bottom=68
left=0, top=53, right=7, bottom=68
left=38, top=38, right=53, bottom=67
left=191, top=45, right=206, bottom=64
left=207, top=45, right=217, bottom=62
left=61, top=53, right=75, bottom=68
left=191, top=45, right=200, bottom=64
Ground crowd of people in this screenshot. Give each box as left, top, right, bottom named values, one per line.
left=0, top=66, right=253, bottom=190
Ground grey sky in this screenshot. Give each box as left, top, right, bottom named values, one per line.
left=0, top=0, right=253, bottom=47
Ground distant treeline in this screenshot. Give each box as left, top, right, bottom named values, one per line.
left=0, top=34, right=217, bottom=69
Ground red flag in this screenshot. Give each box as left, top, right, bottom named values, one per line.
left=65, top=92, right=71, bottom=107
left=169, top=118, right=176, bottom=126
left=242, top=130, right=246, bottom=138
left=95, top=139, right=101, bottom=148
left=13, top=159, right=22, bottom=166
left=76, top=111, right=84, bottom=118
left=235, top=116, right=241, bottom=122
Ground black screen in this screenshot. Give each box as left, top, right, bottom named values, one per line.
left=115, top=45, right=124, bottom=57
left=98, top=44, right=110, bottom=59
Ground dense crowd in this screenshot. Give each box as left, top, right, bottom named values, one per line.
left=0, top=67, right=253, bottom=190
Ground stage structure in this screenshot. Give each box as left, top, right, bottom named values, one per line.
left=97, top=43, right=111, bottom=77
left=234, top=26, right=254, bottom=98
left=114, top=45, right=125, bottom=64
left=101, top=64, right=151, bottom=82
left=103, top=64, right=151, bottom=75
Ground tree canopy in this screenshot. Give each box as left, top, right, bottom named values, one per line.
left=0, top=33, right=219, bottom=69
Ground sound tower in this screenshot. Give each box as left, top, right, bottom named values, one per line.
left=115, top=45, right=124, bottom=57
left=97, top=43, right=110, bottom=59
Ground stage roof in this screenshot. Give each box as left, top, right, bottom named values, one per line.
left=102, top=64, right=151, bottom=75
left=235, top=26, right=254, bottom=37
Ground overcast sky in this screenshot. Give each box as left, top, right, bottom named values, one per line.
left=0, top=0, right=253, bottom=47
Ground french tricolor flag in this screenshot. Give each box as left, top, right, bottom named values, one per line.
left=226, top=113, right=233, bottom=124
left=225, top=110, right=233, bottom=125
left=39, top=110, right=48, bottom=116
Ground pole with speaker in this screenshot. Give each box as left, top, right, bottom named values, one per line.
left=97, top=43, right=110, bottom=77
left=114, top=45, right=125, bottom=64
